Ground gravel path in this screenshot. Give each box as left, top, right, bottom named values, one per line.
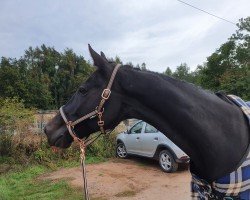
left=42, top=158, right=191, bottom=200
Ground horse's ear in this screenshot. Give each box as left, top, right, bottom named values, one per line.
left=88, top=44, right=108, bottom=68
left=100, top=51, right=109, bottom=62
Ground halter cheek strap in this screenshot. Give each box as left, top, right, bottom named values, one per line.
left=59, top=63, right=121, bottom=141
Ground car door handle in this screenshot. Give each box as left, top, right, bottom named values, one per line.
left=154, top=137, right=158, bottom=141
left=136, top=137, right=140, bottom=140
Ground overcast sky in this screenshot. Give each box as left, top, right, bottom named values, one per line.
left=0, top=0, right=249, bottom=72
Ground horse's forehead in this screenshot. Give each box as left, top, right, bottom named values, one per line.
left=83, top=71, right=97, bottom=84
left=80, top=70, right=105, bottom=87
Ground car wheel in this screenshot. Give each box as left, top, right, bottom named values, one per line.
left=116, top=143, right=128, bottom=158
left=159, top=150, right=178, bottom=173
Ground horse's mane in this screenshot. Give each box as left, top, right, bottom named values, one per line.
left=122, top=64, right=214, bottom=95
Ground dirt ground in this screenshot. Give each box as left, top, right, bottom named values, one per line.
left=42, top=158, right=191, bottom=200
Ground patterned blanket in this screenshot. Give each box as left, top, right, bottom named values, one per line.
left=191, top=95, right=250, bottom=200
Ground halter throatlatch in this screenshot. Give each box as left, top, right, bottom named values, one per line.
left=59, top=64, right=121, bottom=200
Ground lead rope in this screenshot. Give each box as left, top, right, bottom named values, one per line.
left=79, top=141, right=89, bottom=200
left=75, top=128, right=115, bottom=200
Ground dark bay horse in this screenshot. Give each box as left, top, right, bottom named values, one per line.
left=44, top=45, right=249, bottom=198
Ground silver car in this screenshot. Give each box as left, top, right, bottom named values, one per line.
left=116, top=120, right=189, bottom=172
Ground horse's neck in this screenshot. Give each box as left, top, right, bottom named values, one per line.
left=118, top=67, right=249, bottom=182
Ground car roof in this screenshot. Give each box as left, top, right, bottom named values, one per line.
left=246, top=101, right=250, bottom=108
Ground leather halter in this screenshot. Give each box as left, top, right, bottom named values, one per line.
left=59, top=64, right=121, bottom=142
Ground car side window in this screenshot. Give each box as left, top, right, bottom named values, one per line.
left=130, top=122, right=143, bottom=134
left=145, top=123, right=158, bottom=133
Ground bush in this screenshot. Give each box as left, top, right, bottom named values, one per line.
left=0, top=98, right=118, bottom=170
left=0, top=131, right=117, bottom=170
left=0, top=134, right=12, bottom=156
left=0, top=97, right=35, bottom=135
left=87, top=132, right=117, bottom=158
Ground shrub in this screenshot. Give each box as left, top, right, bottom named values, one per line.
left=0, top=97, right=35, bottom=136
left=0, top=98, right=118, bottom=170
left=0, top=98, right=35, bottom=160
left=87, top=132, right=117, bottom=158
left=0, top=134, right=12, bottom=156
left=0, top=132, right=117, bottom=169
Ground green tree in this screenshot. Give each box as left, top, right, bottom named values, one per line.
left=141, top=62, right=147, bottom=71
left=0, top=58, right=23, bottom=98
left=0, top=45, right=93, bottom=109
left=196, top=17, right=250, bottom=100
left=198, top=41, right=236, bottom=90
left=172, top=63, right=193, bottom=82
left=219, top=66, right=250, bottom=99
left=164, top=67, right=173, bottom=76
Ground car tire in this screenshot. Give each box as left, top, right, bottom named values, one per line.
left=116, top=142, right=128, bottom=158
left=159, top=150, right=178, bottom=173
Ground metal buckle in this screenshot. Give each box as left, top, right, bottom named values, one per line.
left=98, top=121, right=104, bottom=126
left=101, top=89, right=111, bottom=100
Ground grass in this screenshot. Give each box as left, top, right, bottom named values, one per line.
left=44, top=156, right=107, bottom=169
left=0, top=156, right=106, bottom=200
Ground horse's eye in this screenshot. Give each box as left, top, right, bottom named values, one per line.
left=79, top=87, right=87, bottom=94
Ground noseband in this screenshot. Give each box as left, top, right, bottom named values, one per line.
left=59, top=64, right=121, bottom=142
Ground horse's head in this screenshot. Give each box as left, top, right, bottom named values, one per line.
left=44, top=45, right=123, bottom=148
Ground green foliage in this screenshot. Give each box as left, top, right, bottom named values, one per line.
left=163, top=17, right=250, bottom=100
left=219, top=65, right=250, bottom=100
left=0, top=97, right=36, bottom=161
left=0, top=97, right=115, bottom=170
left=172, top=63, right=195, bottom=82
left=0, top=134, right=12, bottom=156
left=164, top=67, right=173, bottom=76
left=87, top=132, right=117, bottom=158
left=164, top=63, right=198, bottom=84
left=0, top=134, right=112, bottom=171
left=0, top=45, right=94, bottom=109
left=196, top=17, right=250, bottom=100
left=0, top=97, right=35, bottom=134
left=140, top=62, right=147, bottom=71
